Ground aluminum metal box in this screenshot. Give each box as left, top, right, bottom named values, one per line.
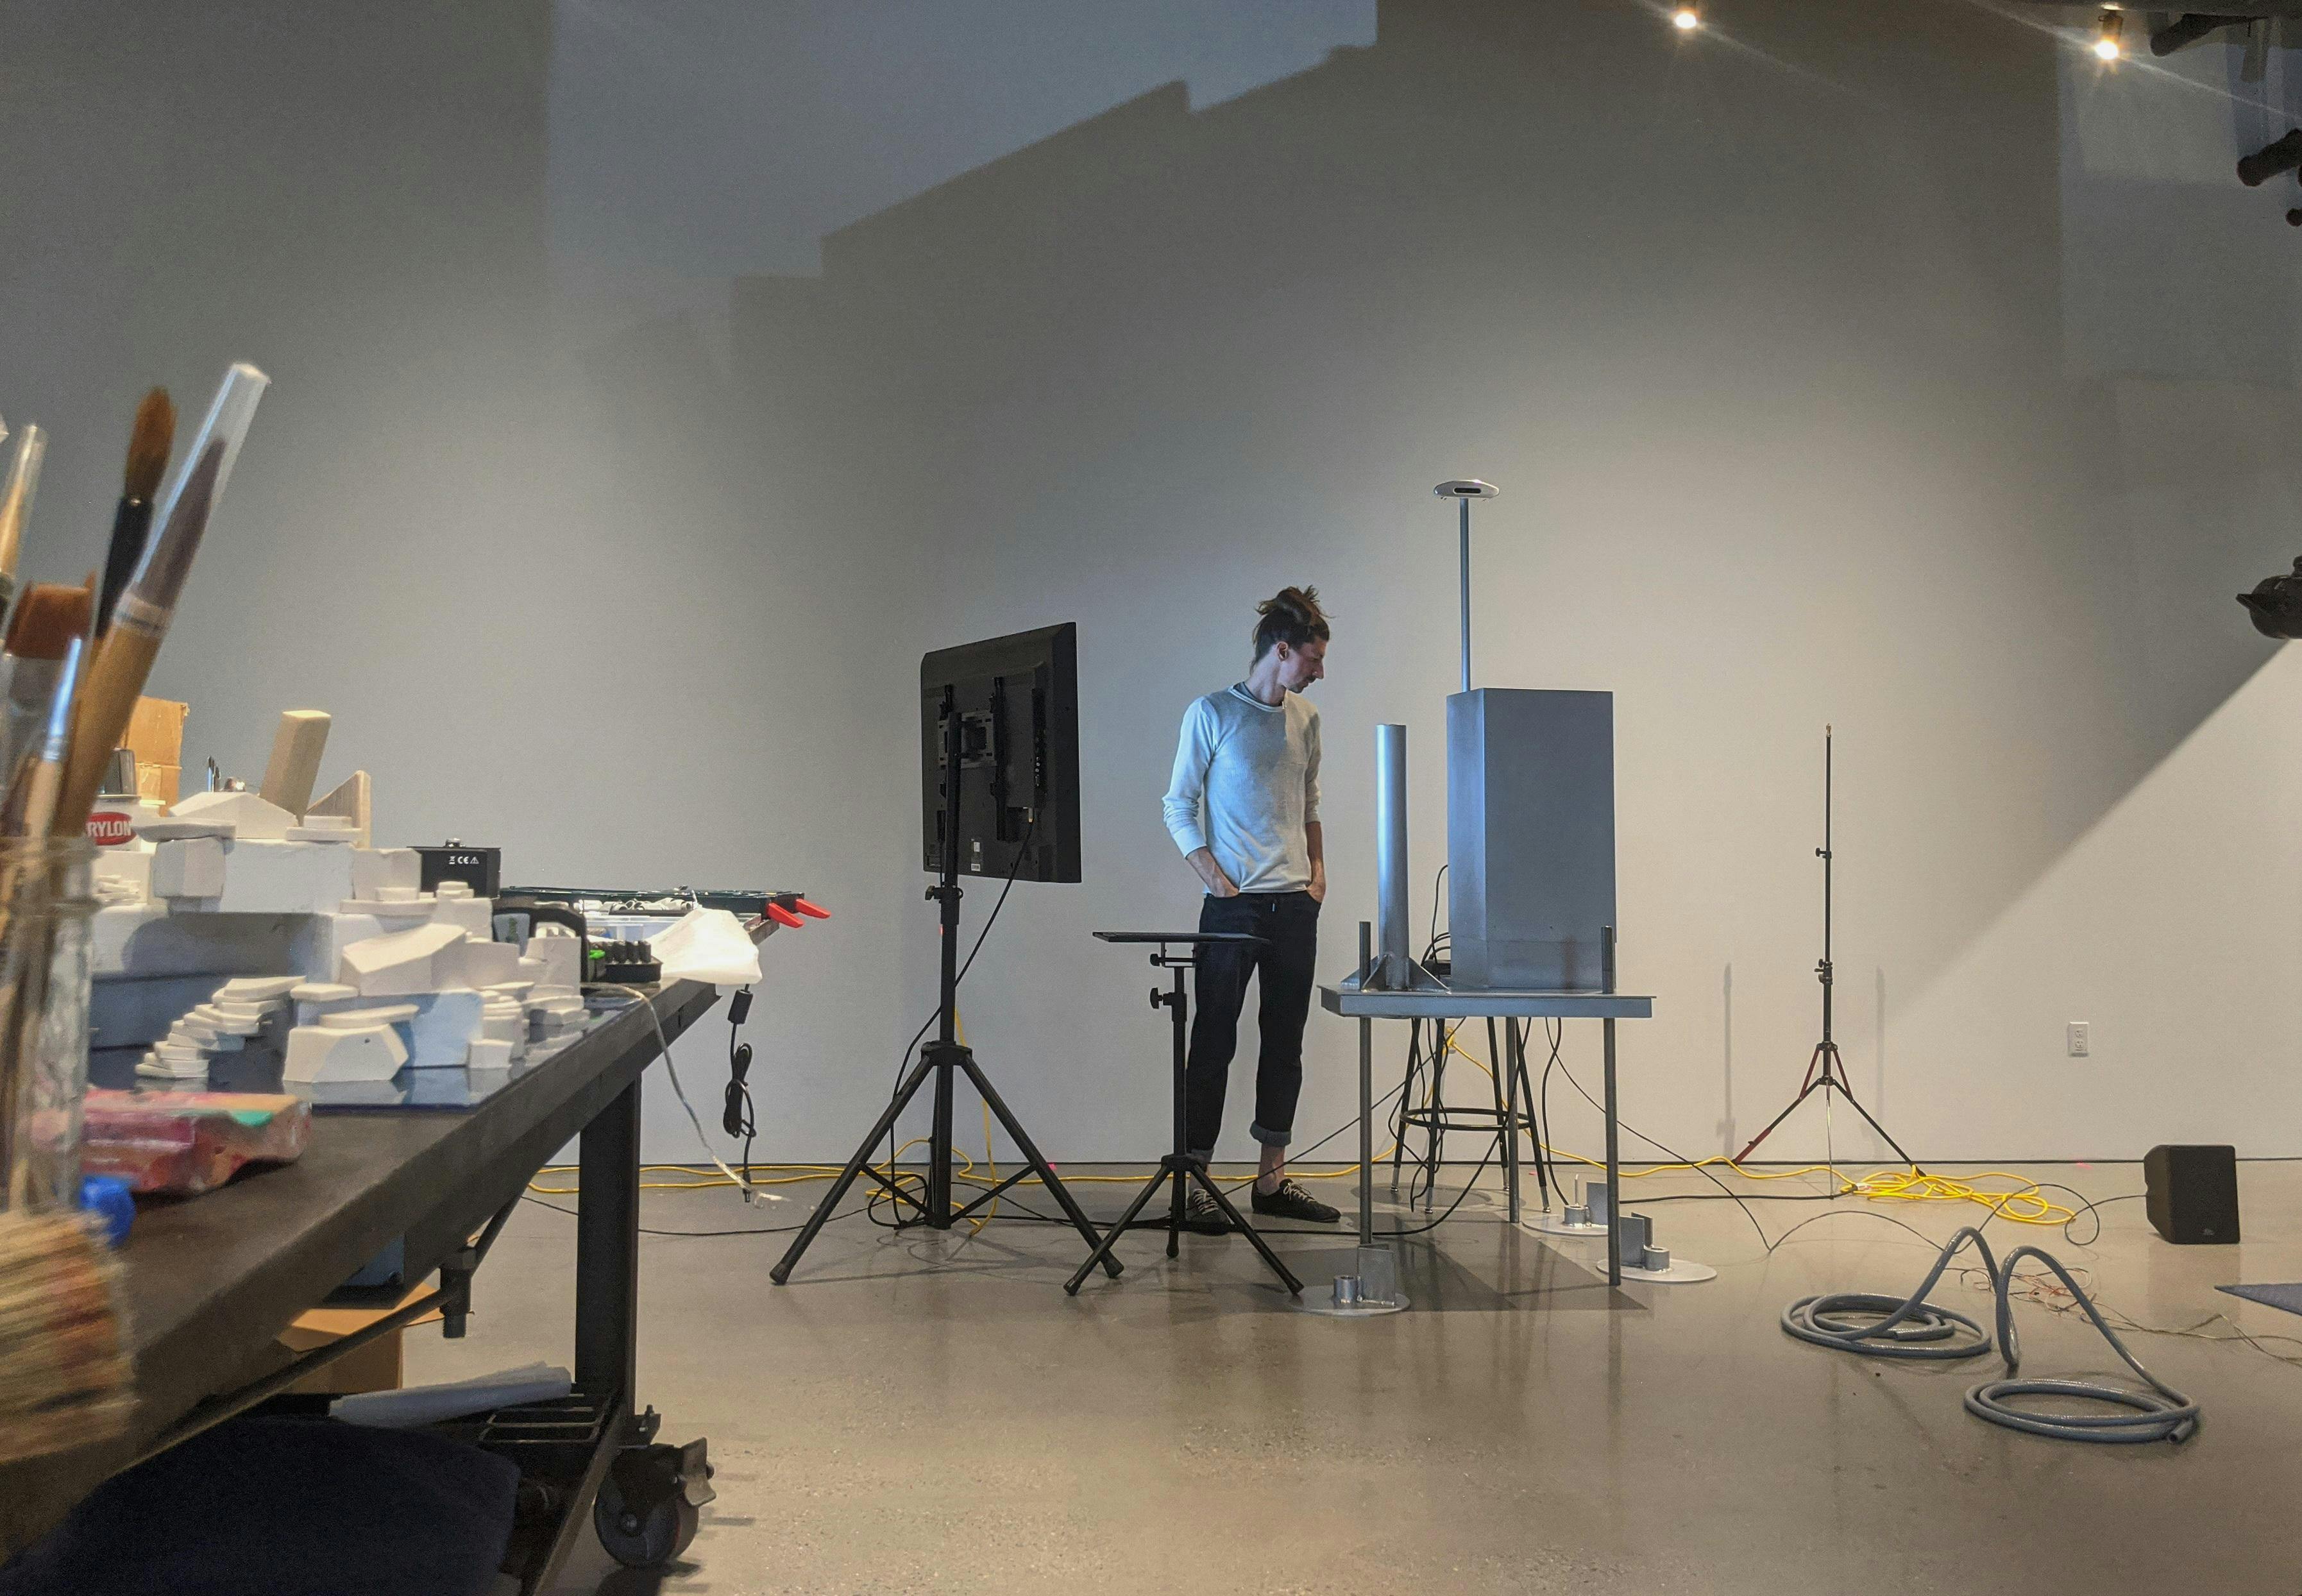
left=1446, top=688, right=1616, bottom=992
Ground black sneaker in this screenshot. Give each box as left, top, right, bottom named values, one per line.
left=1251, top=1177, right=1340, bottom=1224
left=1183, top=1185, right=1231, bottom=1234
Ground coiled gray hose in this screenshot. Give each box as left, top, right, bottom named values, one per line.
left=1782, top=1227, right=2199, bottom=1445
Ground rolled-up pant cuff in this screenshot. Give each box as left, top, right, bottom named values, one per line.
left=1249, top=1121, right=1291, bottom=1149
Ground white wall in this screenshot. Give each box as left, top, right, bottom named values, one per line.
left=4, top=0, right=2300, bottom=1167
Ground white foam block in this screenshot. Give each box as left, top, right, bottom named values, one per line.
left=443, top=938, right=517, bottom=989
left=137, top=1054, right=206, bottom=1079
left=284, top=1021, right=409, bottom=1083
left=384, top=989, right=485, bottom=1069
left=151, top=838, right=226, bottom=900
left=169, top=790, right=295, bottom=841
left=338, top=898, right=436, bottom=921
left=339, top=922, right=466, bottom=998
left=319, top=1003, right=421, bottom=1029
left=432, top=895, right=493, bottom=939
left=291, top=981, right=358, bottom=1004
left=221, top=976, right=303, bottom=1002
left=214, top=839, right=357, bottom=917
left=525, top=929, right=582, bottom=992
left=285, top=826, right=356, bottom=844
left=466, top=1037, right=515, bottom=1070
left=92, top=848, right=153, bottom=904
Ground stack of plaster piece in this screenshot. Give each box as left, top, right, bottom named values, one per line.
left=279, top=896, right=585, bottom=1084
left=523, top=924, right=587, bottom=1039
left=135, top=976, right=300, bottom=1080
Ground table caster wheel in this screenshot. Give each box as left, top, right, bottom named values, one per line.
left=594, top=1472, right=700, bottom=1568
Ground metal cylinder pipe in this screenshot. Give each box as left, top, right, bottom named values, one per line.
left=1375, top=723, right=1410, bottom=987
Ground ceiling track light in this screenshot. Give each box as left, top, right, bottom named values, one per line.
left=2094, top=8, right=2125, bottom=59
left=1671, top=3, right=1701, bottom=31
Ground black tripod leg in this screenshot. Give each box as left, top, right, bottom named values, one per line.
left=771, top=1055, right=937, bottom=1284
left=1064, top=1167, right=1170, bottom=1295
left=1734, top=1075, right=1820, bottom=1165
left=1823, top=1077, right=1919, bottom=1170
left=961, top=1053, right=1121, bottom=1277
left=1189, top=1164, right=1303, bottom=1295
left=1165, top=1162, right=1183, bottom=1259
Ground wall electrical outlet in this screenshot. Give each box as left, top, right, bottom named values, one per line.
left=2067, top=1021, right=2090, bottom=1058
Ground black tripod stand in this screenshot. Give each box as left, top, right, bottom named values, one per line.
left=1063, top=932, right=1303, bottom=1296
left=771, top=693, right=1114, bottom=1284
left=1736, top=727, right=1917, bottom=1169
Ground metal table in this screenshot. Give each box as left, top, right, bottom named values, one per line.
left=1319, top=974, right=1654, bottom=1289
left=0, top=953, right=750, bottom=1589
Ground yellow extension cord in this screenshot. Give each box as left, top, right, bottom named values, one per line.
left=530, top=1017, right=2077, bottom=1230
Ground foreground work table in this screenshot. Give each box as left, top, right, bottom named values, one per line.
left=0, top=959, right=746, bottom=1588
left=1319, top=981, right=1655, bottom=1288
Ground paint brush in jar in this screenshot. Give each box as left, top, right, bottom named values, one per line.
left=97, top=390, right=174, bottom=639
left=58, top=362, right=267, bottom=831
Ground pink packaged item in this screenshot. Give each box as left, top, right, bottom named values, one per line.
left=81, top=1089, right=312, bottom=1196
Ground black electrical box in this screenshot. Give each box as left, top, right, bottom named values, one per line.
left=416, top=840, right=502, bottom=899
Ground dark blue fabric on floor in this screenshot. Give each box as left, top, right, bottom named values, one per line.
left=2217, top=1281, right=2302, bottom=1316
left=0, top=1416, right=519, bottom=1596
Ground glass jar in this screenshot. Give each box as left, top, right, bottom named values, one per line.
left=0, top=838, right=96, bottom=1212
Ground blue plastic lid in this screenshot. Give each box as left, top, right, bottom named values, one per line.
left=78, top=1175, right=135, bottom=1248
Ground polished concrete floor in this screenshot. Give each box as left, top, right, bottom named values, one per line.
left=413, top=1160, right=2302, bottom=1595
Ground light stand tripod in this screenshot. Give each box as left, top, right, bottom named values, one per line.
left=1735, top=727, right=1917, bottom=1169
left=770, top=689, right=1115, bottom=1284
left=1063, top=933, right=1303, bottom=1296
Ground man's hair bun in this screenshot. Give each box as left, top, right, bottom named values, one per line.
left=1253, top=585, right=1331, bottom=659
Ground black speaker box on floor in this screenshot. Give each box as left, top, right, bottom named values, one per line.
left=2143, top=1144, right=2239, bottom=1244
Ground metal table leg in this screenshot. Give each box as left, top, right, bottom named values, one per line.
left=1603, top=1015, right=1620, bottom=1289
left=1358, top=1013, right=1374, bottom=1247
left=1602, top=924, right=1621, bottom=1289
left=575, top=1077, right=641, bottom=1413
left=1496, top=1017, right=1522, bottom=1225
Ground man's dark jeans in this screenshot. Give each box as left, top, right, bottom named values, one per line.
left=1186, top=889, right=1318, bottom=1159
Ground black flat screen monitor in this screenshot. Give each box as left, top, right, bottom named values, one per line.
left=920, top=623, right=1081, bottom=884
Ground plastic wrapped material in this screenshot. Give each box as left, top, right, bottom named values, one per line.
left=652, top=907, right=761, bottom=986
left=81, top=1089, right=309, bottom=1196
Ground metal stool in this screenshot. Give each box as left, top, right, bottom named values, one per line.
left=1389, top=1014, right=1552, bottom=1221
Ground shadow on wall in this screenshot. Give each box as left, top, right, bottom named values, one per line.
left=694, top=0, right=2301, bottom=1123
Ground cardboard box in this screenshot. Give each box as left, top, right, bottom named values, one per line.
left=276, top=1285, right=441, bottom=1397
left=126, top=696, right=189, bottom=806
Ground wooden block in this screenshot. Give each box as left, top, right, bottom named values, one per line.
left=309, top=770, right=370, bottom=848
left=260, top=709, right=331, bottom=816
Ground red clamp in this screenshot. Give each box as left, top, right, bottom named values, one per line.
left=767, top=903, right=804, bottom=928
left=793, top=898, right=830, bottom=919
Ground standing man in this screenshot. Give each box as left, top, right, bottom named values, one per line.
left=1160, top=586, right=1341, bottom=1228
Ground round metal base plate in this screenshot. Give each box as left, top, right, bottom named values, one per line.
left=1614, top=1258, right=1719, bottom=1284
left=1291, top=1291, right=1411, bottom=1317
left=1523, top=1214, right=1611, bottom=1238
